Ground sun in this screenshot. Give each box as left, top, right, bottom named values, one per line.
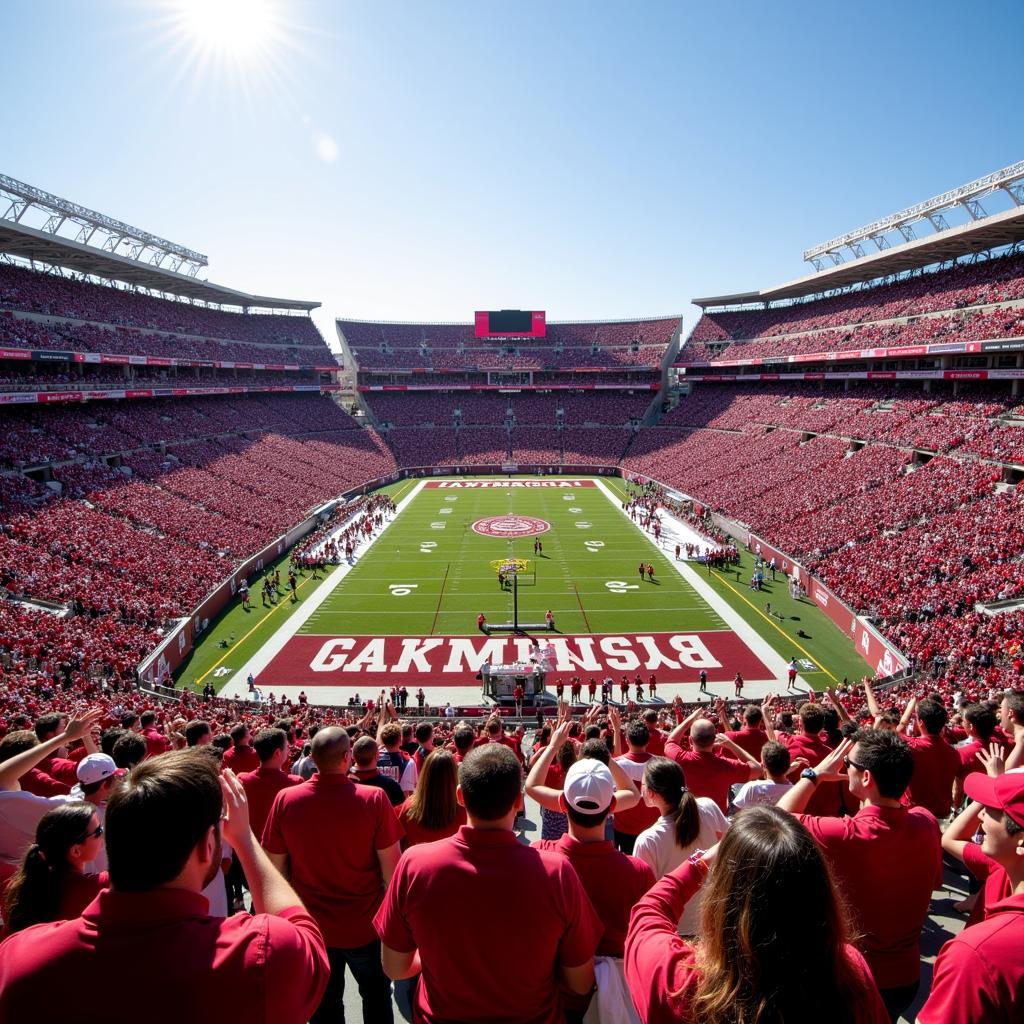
left=173, top=0, right=282, bottom=61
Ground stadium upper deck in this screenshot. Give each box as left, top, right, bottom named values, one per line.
left=338, top=315, right=680, bottom=373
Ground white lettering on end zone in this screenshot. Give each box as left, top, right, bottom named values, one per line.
left=426, top=479, right=596, bottom=489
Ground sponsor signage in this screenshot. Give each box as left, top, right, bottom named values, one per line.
left=258, top=631, right=772, bottom=688
left=32, top=350, right=73, bottom=362
left=0, top=349, right=32, bottom=360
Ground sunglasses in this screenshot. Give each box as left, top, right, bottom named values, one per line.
left=843, top=755, right=866, bottom=772
left=79, top=824, right=104, bottom=842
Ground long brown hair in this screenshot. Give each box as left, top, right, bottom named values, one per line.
left=4, top=803, right=95, bottom=933
left=405, top=748, right=459, bottom=831
left=690, top=806, right=861, bottom=1024
left=643, top=756, right=700, bottom=848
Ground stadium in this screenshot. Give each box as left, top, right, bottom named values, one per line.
left=1, top=4, right=1022, bottom=1023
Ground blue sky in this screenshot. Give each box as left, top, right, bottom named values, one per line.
left=3, top=0, right=1022, bottom=342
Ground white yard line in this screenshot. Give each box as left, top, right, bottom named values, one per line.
left=219, top=479, right=427, bottom=699
left=592, top=478, right=790, bottom=687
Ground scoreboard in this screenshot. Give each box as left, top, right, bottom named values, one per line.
left=474, top=310, right=546, bottom=339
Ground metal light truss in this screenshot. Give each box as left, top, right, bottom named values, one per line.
left=803, top=160, right=1024, bottom=271
left=0, top=173, right=208, bottom=278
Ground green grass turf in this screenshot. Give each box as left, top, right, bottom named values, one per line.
left=178, top=474, right=872, bottom=694
left=301, top=478, right=724, bottom=638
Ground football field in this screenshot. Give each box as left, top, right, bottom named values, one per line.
left=185, top=474, right=873, bottom=704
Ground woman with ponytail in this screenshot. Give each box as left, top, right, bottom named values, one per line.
left=3, top=802, right=107, bottom=934
left=632, top=757, right=729, bottom=936
left=625, top=806, right=888, bottom=1024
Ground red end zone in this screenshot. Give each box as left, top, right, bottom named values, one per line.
left=423, top=479, right=596, bottom=488
left=256, top=632, right=772, bottom=688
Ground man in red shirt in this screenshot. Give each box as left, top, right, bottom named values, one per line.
left=0, top=749, right=329, bottom=1023
left=263, top=726, right=403, bottom=1024
left=904, top=697, right=961, bottom=819
left=531, top=757, right=655, bottom=1021
left=140, top=710, right=171, bottom=759
left=953, top=702, right=1002, bottom=804
left=717, top=699, right=769, bottom=760
left=642, top=709, right=666, bottom=756
left=778, top=728, right=942, bottom=1022
left=919, top=769, right=1024, bottom=1024
left=375, top=744, right=602, bottom=1024
left=222, top=724, right=260, bottom=775
left=238, top=728, right=304, bottom=842
left=782, top=701, right=847, bottom=817
left=665, top=712, right=760, bottom=813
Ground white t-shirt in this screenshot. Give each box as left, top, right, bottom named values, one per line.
left=733, top=779, right=793, bottom=809
left=632, top=799, right=729, bottom=936
left=0, top=790, right=61, bottom=863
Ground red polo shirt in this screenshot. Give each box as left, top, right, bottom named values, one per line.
left=262, top=773, right=402, bottom=948
left=962, top=840, right=1013, bottom=927
left=531, top=834, right=654, bottom=956
left=905, top=733, right=961, bottom=819
left=0, top=888, right=329, bottom=1024
left=784, top=731, right=848, bottom=817
left=665, top=742, right=749, bottom=813
left=724, top=726, right=768, bottom=760
left=20, top=767, right=69, bottom=797
left=238, top=765, right=304, bottom=842
left=374, top=826, right=602, bottom=1024
left=797, top=804, right=942, bottom=989
left=142, top=726, right=171, bottom=760
left=918, top=892, right=1024, bottom=1024
left=223, top=744, right=260, bottom=775
left=38, top=753, right=79, bottom=788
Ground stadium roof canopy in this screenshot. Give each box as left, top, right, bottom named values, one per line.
left=0, top=174, right=319, bottom=312
left=694, top=160, right=1024, bottom=309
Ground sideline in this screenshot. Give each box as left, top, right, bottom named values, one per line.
left=592, top=478, right=791, bottom=686
left=217, top=479, right=427, bottom=698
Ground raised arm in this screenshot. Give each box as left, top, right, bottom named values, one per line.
left=0, top=708, right=104, bottom=792
left=666, top=708, right=702, bottom=747
left=824, top=688, right=852, bottom=725
left=862, top=677, right=882, bottom=725
left=896, top=695, right=918, bottom=735
left=777, top=739, right=853, bottom=815
left=760, top=693, right=778, bottom=742
left=605, top=751, right=640, bottom=811
left=713, top=734, right=762, bottom=780
left=525, top=721, right=571, bottom=812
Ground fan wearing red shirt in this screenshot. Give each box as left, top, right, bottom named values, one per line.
left=953, top=702, right=1002, bottom=805
left=665, top=711, right=760, bottom=813
left=375, top=744, right=603, bottom=1024
left=919, top=769, right=1024, bottom=1024
left=624, top=806, right=888, bottom=1024
left=778, top=728, right=942, bottom=1023
left=904, top=697, right=961, bottom=819
left=237, top=728, right=304, bottom=841
left=531, top=757, right=654, bottom=1021
left=716, top=700, right=769, bottom=761
left=642, top=709, right=666, bottom=756
left=263, top=727, right=403, bottom=1024
left=222, top=724, right=260, bottom=775
left=0, top=748, right=329, bottom=1024
left=139, top=711, right=171, bottom=760
left=782, top=702, right=847, bottom=817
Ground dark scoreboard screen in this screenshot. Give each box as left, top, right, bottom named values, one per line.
left=474, top=310, right=546, bottom=339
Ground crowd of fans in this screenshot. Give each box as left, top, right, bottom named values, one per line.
left=686, top=249, right=1024, bottom=343
left=0, top=687, right=1020, bottom=1022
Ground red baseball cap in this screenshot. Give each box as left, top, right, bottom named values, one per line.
left=965, top=769, right=1024, bottom=828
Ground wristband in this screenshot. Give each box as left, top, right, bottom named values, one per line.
left=800, top=768, right=819, bottom=785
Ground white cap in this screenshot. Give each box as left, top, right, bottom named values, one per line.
left=76, top=753, right=117, bottom=786
left=563, top=759, right=615, bottom=814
